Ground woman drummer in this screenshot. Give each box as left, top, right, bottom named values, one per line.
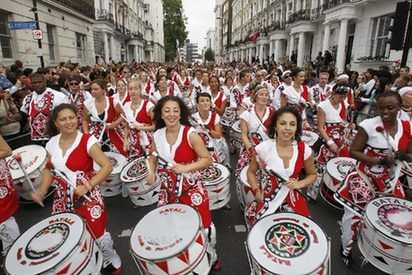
left=245, top=107, right=317, bottom=227
left=121, top=79, right=154, bottom=159
left=31, top=104, right=122, bottom=274
left=193, top=92, right=230, bottom=168
left=339, top=91, right=410, bottom=266
left=236, top=85, right=275, bottom=176
left=146, top=96, right=221, bottom=271
left=209, top=75, right=227, bottom=116
left=0, top=134, right=20, bottom=256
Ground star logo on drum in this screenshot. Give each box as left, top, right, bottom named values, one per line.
left=265, top=223, right=309, bottom=258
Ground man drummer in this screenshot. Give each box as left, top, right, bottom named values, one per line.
left=21, top=73, right=68, bottom=146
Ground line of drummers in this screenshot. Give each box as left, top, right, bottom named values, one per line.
left=0, top=65, right=411, bottom=275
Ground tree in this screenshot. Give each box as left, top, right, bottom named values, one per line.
left=204, top=48, right=215, bottom=62
left=162, top=0, right=188, bottom=62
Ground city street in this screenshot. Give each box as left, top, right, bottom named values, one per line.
left=1, top=138, right=392, bottom=275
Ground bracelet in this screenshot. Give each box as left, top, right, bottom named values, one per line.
left=326, top=139, right=335, bottom=146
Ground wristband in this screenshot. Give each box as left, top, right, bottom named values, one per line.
left=326, top=139, right=335, bottom=146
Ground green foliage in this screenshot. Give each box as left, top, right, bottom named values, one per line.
left=204, top=48, right=215, bottom=62
left=162, top=0, right=188, bottom=62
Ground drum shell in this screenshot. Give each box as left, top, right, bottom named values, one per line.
left=126, top=179, right=161, bottom=207
left=239, top=166, right=255, bottom=209
left=13, top=161, right=46, bottom=200
left=100, top=183, right=122, bottom=197
left=230, top=121, right=242, bottom=150
left=358, top=217, right=412, bottom=274
left=205, top=177, right=231, bottom=210
left=97, top=152, right=127, bottom=197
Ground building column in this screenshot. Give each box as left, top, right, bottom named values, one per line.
left=336, top=18, right=349, bottom=73
left=297, top=32, right=306, bottom=67
left=259, top=43, right=264, bottom=64
left=269, top=40, right=274, bottom=61
left=103, top=32, right=110, bottom=63
left=248, top=47, right=253, bottom=64
left=274, top=39, right=281, bottom=63
left=322, top=23, right=330, bottom=53
left=289, top=34, right=295, bottom=59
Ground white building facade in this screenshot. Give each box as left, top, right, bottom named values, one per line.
left=218, top=0, right=412, bottom=72
left=143, top=0, right=165, bottom=63
left=0, top=0, right=95, bottom=68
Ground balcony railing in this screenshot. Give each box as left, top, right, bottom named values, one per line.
left=321, top=0, right=359, bottom=10
left=95, top=9, right=114, bottom=24
left=56, top=0, right=95, bottom=19
left=287, top=9, right=311, bottom=24
left=268, top=21, right=286, bottom=31
left=311, top=7, right=325, bottom=19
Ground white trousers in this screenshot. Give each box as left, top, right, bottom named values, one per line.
left=341, top=207, right=361, bottom=256
left=0, top=216, right=20, bottom=256
left=96, top=231, right=121, bottom=269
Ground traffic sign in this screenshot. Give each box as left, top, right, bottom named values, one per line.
left=8, top=21, right=37, bottom=30
left=32, top=29, right=43, bottom=40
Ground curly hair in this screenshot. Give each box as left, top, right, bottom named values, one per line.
left=47, top=103, right=78, bottom=137
left=153, top=96, right=192, bottom=130
left=268, top=106, right=302, bottom=141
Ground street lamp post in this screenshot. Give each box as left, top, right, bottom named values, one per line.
left=32, top=0, right=44, bottom=68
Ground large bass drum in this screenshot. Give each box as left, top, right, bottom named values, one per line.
left=130, top=203, right=211, bottom=275
left=247, top=212, right=329, bottom=275
left=5, top=213, right=102, bottom=275
left=358, top=197, right=412, bottom=274
left=200, top=163, right=230, bottom=210
left=95, top=152, right=127, bottom=197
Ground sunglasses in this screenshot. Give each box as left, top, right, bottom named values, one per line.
left=69, top=81, right=79, bottom=86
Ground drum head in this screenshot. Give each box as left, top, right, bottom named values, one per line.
left=302, top=131, right=319, bottom=147
left=240, top=165, right=250, bottom=187
left=95, top=152, right=127, bottom=175
left=326, top=157, right=356, bottom=182
left=248, top=213, right=328, bottom=275
left=5, top=213, right=84, bottom=274
left=130, top=204, right=201, bottom=260
left=201, top=164, right=230, bottom=186
left=120, top=158, right=148, bottom=182
left=6, top=145, right=47, bottom=180
left=365, top=197, right=412, bottom=244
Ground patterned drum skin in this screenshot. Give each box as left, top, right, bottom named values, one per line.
left=130, top=204, right=211, bottom=275
left=120, top=157, right=160, bottom=206
left=95, top=152, right=127, bottom=197
left=301, top=131, right=319, bottom=147
left=200, top=164, right=231, bottom=210
left=320, top=157, right=356, bottom=209
left=5, top=213, right=102, bottom=275
left=230, top=121, right=242, bottom=151
left=247, top=213, right=329, bottom=275
left=358, top=197, right=412, bottom=275
left=6, top=145, right=48, bottom=201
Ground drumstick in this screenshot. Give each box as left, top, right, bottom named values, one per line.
left=53, top=169, right=92, bottom=202
left=13, top=155, right=36, bottom=192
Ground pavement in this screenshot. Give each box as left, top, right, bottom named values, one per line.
left=1, top=135, right=400, bottom=275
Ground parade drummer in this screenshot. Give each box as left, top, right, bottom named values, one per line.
left=21, top=72, right=68, bottom=146
left=112, top=78, right=130, bottom=108
left=146, top=96, right=222, bottom=271
left=82, top=79, right=126, bottom=156
left=67, top=74, right=92, bottom=128
left=151, top=75, right=182, bottom=105
left=229, top=69, right=252, bottom=114
left=0, top=134, right=20, bottom=256
left=236, top=85, right=275, bottom=176
left=121, top=79, right=154, bottom=159
left=193, top=92, right=230, bottom=168
left=338, top=91, right=410, bottom=266
left=31, top=104, right=122, bottom=274
left=245, top=107, right=317, bottom=227
left=209, top=75, right=227, bottom=116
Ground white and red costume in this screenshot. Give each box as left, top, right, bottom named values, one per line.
left=68, top=90, right=92, bottom=128
left=46, top=132, right=121, bottom=269
left=151, top=85, right=182, bottom=104
left=211, top=90, right=227, bottom=112
left=112, top=91, right=130, bottom=108
left=310, top=84, right=332, bottom=104
left=0, top=158, right=20, bottom=255
left=142, top=79, right=155, bottom=98
left=229, top=83, right=250, bottom=110
left=336, top=116, right=408, bottom=256
left=317, top=98, right=350, bottom=166
left=245, top=139, right=312, bottom=227
left=236, top=106, right=275, bottom=176
left=21, top=88, right=68, bottom=141
left=153, top=125, right=212, bottom=228
left=84, top=96, right=126, bottom=156
left=122, top=99, right=154, bottom=159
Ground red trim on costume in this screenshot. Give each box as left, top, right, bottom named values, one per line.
left=135, top=100, right=152, bottom=125
left=174, top=126, right=198, bottom=164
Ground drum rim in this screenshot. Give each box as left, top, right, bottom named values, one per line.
left=127, top=179, right=161, bottom=195
left=120, top=158, right=148, bottom=182
left=364, top=198, right=412, bottom=246
left=8, top=145, right=48, bottom=180
left=326, top=157, right=356, bottom=182
left=130, top=203, right=203, bottom=261
left=247, top=212, right=329, bottom=275
left=202, top=164, right=230, bottom=186
left=4, top=212, right=86, bottom=274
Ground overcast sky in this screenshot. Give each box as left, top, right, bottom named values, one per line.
left=182, top=0, right=215, bottom=49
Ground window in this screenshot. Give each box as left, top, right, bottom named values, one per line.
left=370, top=14, right=391, bottom=58
left=0, top=11, right=12, bottom=58
left=76, top=32, right=87, bottom=62
left=47, top=24, right=56, bottom=61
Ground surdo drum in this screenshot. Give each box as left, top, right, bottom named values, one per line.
left=220, top=108, right=236, bottom=128
left=95, top=152, right=127, bottom=197
left=5, top=213, right=102, bottom=275
left=230, top=121, right=242, bottom=151
left=120, top=157, right=160, bottom=206
left=247, top=212, right=329, bottom=275
left=130, top=204, right=211, bottom=275
left=237, top=165, right=255, bottom=210
left=6, top=145, right=49, bottom=202
left=200, top=163, right=230, bottom=210
left=358, top=197, right=412, bottom=274
left=301, top=130, right=319, bottom=147
left=321, top=157, right=356, bottom=209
